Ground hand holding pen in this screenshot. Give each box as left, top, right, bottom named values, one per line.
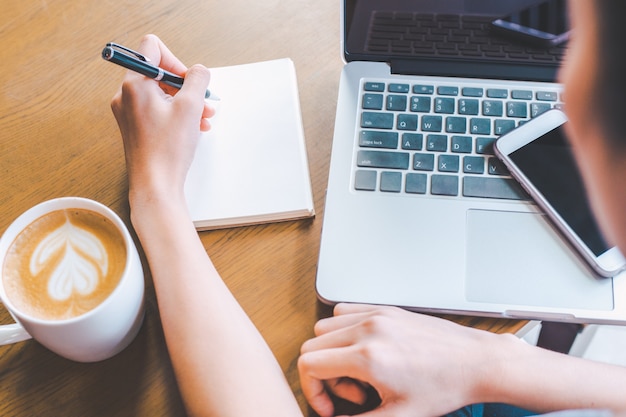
left=110, top=34, right=215, bottom=202
left=102, top=42, right=220, bottom=101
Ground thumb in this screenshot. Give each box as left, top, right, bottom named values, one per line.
left=178, top=64, right=211, bottom=102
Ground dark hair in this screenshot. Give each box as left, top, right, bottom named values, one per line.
left=592, top=1, right=626, bottom=146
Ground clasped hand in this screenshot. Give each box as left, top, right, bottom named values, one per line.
left=299, top=303, right=503, bottom=417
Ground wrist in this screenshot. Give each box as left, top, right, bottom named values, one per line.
left=128, top=183, right=190, bottom=233
left=467, top=330, right=529, bottom=405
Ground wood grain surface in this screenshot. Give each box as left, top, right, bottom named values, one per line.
left=0, top=1, right=524, bottom=415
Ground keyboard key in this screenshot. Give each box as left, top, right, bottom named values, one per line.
left=387, top=95, right=408, bottom=111
left=413, top=84, right=434, bottom=94
left=494, top=119, right=516, bottom=135
left=397, top=114, right=418, bottom=130
left=361, top=112, right=394, bottom=129
left=355, top=170, right=377, bottom=191
left=357, top=150, right=410, bottom=169
left=458, top=99, right=479, bottom=115
left=437, top=86, right=459, bottom=96
left=359, top=131, right=398, bottom=149
left=476, top=137, right=496, bottom=154
left=463, top=156, right=485, bottom=174
left=421, top=115, right=443, bottom=131
left=511, top=90, right=533, bottom=100
left=487, top=157, right=509, bottom=175
left=410, top=96, right=431, bottom=112
left=461, top=87, right=483, bottom=97
left=482, top=100, right=503, bottom=117
left=401, top=133, right=423, bottom=150
left=438, top=155, right=460, bottom=172
left=364, top=82, right=385, bottom=92
left=506, top=101, right=528, bottom=118
left=463, top=176, right=528, bottom=200
left=431, top=175, right=459, bottom=196
left=435, top=97, right=455, bottom=113
left=413, top=153, right=435, bottom=171
left=445, top=116, right=467, bottom=133
left=536, top=91, right=558, bottom=101
left=531, top=102, right=552, bottom=118
left=362, top=94, right=384, bottom=110
left=405, top=173, right=427, bottom=194
left=451, top=135, right=472, bottom=153
left=389, top=83, right=410, bottom=93
left=470, top=118, right=491, bottom=135
left=380, top=171, right=402, bottom=192
left=426, top=134, right=447, bottom=151
left=487, top=88, right=508, bottom=98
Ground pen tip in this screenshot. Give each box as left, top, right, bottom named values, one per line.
left=206, top=91, right=220, bottom=101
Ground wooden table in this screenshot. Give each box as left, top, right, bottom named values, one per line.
left=0, top=1, right=523, bottom=415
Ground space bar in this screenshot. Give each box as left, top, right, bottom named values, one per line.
left=463, top=176, right=530, bottom=200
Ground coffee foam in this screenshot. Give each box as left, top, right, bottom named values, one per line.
left=2, top=209, right=126, bottom=320
left=31, top=218, right=108, bottom=301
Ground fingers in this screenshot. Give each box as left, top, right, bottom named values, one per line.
left=299, top=375, right=334, bottom=417
left=334, top=303, right=396, bottom=316
left=137, top=34, right=188, bottom=76
left=313, top=303, right=400, bottom=336
left=115, top=35, right=215, bottom=131
left=200, top=103, right=216, bottom=131
left=202, top=102, right=216, bottom=119
left=298, top=305, right=402, bottom=416
left=314, top=311, right=371, bottom=336
left=299, top=345, right=377, bottom=417
left=298, top=347, right=354, bottom=417
left=305, top=305, right=394, bottom=354
left=177, top=64, right=211, bottom=102
left=334, top=303, right=379, bottom=314
left=304, top=321, right=362, bottom=354
left=135, top=34, right=207, bottom=99
left=327, top=377, right=368, bottom=405
left=301, top=377, right=369, bottom=417
left=174, top=64, right=215, bottom=133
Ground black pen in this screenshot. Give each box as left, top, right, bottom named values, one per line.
left=101, top=43, right=220, bottom=101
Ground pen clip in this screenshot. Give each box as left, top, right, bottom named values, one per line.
left=105, top=42, right=151, bottom=62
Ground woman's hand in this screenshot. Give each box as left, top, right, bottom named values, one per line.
left=298, top=303, right=502, bottom=417
left=110, top=34, right=215, bottom=204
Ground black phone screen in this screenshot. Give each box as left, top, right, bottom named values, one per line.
left=509, top=125, right=609, bottom=256
left=499, top=0, right=569, bottom=36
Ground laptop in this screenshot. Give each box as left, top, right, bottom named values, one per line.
left=316, top=0, right=626, bottom=323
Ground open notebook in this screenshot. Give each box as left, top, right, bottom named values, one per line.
left=184, top=59, right=315, bottom=230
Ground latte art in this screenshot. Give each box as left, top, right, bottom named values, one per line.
left=2, top=209, right=126, bottom=320
left=30, top=217, right=108, bottom=301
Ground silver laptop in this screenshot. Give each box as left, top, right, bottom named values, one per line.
left=316, top=0, right=626, bottom=323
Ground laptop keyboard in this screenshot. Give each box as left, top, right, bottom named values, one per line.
left=366, top=12, right=567, bottom=65
left=354, top=78, right=563, bottom=200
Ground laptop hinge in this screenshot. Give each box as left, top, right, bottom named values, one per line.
left=389, top=59, right=559, bottom=83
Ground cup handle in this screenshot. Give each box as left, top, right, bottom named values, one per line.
left=0, top=323, right=31, bottom=345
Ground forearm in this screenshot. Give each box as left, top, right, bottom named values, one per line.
left=130, top=191, right=302, bottom=417
left=482, top=332, right=626, bottom=412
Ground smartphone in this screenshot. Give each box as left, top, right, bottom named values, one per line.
left=494, top=110, right=626, bottom=278
left=491, top=0, right=570, bottom=47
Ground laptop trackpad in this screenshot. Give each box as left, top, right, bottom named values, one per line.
left=465, top=209, right=613, bottom=310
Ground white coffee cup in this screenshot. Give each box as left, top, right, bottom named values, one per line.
left=0, top=197, right=144, bottom=362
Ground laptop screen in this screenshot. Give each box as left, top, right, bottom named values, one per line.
left=343, top=0, right=565, bottom=81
